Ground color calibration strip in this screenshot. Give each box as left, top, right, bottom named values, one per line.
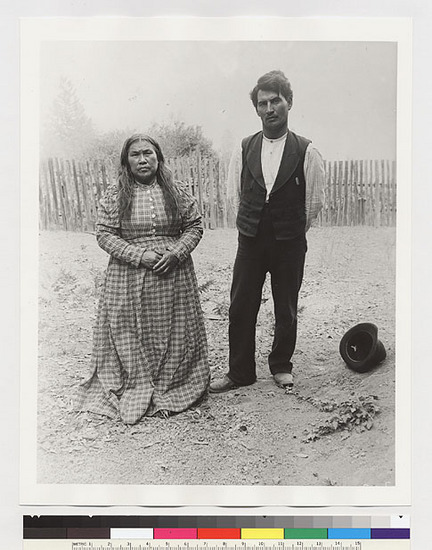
left=23, top=516, right=410, bottom=540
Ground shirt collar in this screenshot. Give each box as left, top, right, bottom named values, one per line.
left=262, top=131, right=288, bottom=144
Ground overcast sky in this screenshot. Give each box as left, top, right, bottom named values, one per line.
left=40, top=40, right=397, bottom=160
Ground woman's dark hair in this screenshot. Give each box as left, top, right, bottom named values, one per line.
left=118, top=134, right=180, bottom=222
left=250, top=70, right=293, bottom=108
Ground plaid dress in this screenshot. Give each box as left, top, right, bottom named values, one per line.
left=76, top=182, right=209, bottom=424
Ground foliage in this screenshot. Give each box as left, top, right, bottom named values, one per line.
left=87, top=128, right=133, bottom=166
left=85, top=121, right=216, bottom=167
left=303, top=395, right=380, bottom=442
left=147, top=120, right=216, bottom=158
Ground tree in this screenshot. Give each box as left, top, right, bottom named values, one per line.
left=147, top=120, right=215, bottom=159
left=41, top=77, right=95, bottom=159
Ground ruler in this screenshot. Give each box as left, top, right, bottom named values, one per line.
left=22, top=540, right=410, bottom=550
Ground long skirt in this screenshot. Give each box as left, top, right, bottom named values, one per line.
left=76, top=244, right=209, bottom=425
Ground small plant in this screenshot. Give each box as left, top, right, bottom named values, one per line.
left=91, top=267, right=106, bottom=296
left=52, top=268, right=78, bottom=293
left=198, top=279, right=214, bottom=294
left=213, top=302, right=229, bottom=317
left=303, top=395, right=380, bottom=442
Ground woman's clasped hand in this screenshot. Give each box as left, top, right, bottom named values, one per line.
left=140, top=248, right=179, bottom=274
left=152, top=250, right=179, bottom=275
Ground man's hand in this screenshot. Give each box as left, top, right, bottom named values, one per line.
left=152, top=251, right=179, bottom=275
left=140, top=250, right=163, bottom=269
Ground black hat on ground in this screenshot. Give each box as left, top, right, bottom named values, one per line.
left=339, top=322, right=386, bottom=373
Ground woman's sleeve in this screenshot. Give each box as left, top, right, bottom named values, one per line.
left=96, top=185, right=145, bottom=267
left=169, top=186, right=204, bottom=262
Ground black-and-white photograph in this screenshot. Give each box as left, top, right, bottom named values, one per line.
left=20, top=18, right=411, bottom=506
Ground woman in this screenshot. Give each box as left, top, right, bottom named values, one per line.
left=76, top=134, right=209, bottom=424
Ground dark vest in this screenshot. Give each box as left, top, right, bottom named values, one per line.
left=236, top=130, right=311, bottom=240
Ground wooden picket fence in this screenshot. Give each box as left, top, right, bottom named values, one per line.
left=167, top=155, right=233, bottom=230
left=320, top=159, right=396, bottom=227
left=39, top=154, right=396, bottom=232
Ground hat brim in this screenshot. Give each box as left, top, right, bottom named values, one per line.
left=339, top=322, right=386, bottom=373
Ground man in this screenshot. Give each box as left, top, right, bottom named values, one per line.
left=210, top=70, right=325, bottom=393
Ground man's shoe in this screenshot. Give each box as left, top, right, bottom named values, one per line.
left=209, top=375, right=238, bottom=393
left=273, top=372, right=294, bottom=388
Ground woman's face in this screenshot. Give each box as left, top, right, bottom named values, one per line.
left=127, top=139, right=159, bottom=184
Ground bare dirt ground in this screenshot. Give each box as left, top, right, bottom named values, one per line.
left=37, top=226, right=395, bottom=487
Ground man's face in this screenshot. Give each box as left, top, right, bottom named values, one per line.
left=256, top=89, right=291, bottom=136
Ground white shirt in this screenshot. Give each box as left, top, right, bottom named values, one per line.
left=261, top=132, right=288, bottom=200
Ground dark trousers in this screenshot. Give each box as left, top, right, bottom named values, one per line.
left=228, top=206, right=307, bottom=386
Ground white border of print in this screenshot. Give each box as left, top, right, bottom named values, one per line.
left=20, top=16, right=412, bottom=506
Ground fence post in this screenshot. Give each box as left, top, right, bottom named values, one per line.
left=208, top=158, right=217, bottom=229
left=359, top=160, right=364, bottom=225
left=216, top=157, right=227, bottom=228
left=55, top=158, right=70, bottom=230
left=330, top=161, right=336, bottom=225
left=39, top=160, right=53, bottom=230
left=344, top=160, right=349, bottom=226
left=336, top=160, right=340, bottom=225
left=82, top=160, right=96, bottom=231
left=196, top=150, right=206, bottom=227
left=391, top=160, right=397, bottom=225
left=39, top=154, right=397, bottom=231
left=374, top=159, right=380, bottom=227
left=365, top=160, right=371, bottom=225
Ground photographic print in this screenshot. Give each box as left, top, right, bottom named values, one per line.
left=20, top=17, right=411, bottom=506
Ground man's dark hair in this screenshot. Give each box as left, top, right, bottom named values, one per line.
left=250, top=70, right=293, bottom=108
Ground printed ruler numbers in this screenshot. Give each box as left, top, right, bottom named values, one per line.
left=23, top=540, right=410, bottom=550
